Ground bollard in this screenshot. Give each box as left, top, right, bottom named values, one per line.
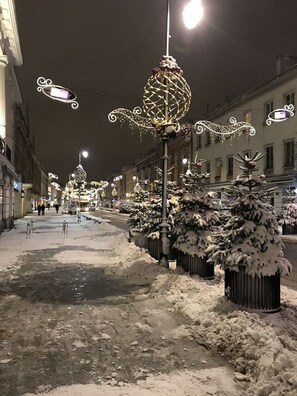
left=26, top=222, right=31, bottom=239
left=62, top=220, right=69, bottom=238
left=30, top=219, right=34, bottom=233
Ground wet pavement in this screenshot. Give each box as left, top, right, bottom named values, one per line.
left=0, top=214, right=235, bottom=396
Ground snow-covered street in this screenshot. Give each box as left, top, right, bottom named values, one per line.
left=0, top=213, right=296, bottom=395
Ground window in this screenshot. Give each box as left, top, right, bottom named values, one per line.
left=265, top=145, right=274, bottom=170
left=284, top=92, right=294, bottom=107
left=264, top=101, right=273, bottom=120
left=284, top=140, right=294, bottom=167
left=196, top=134, right=202, bottom=149
left=206, top=161, right=211, bottom=174
left=244, top=111, right=252, bottom=124
left=214, top=133, right=220, bottom=143
left=243, top=149, right=252, bottom=160
left=205, top=131, right=211, bottom=146
left=215, top=158, right=222, bottom=179
left=227, top=156, right=233, bottom=176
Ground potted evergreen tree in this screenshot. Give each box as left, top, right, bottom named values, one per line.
left=173, top=160, right=221, bottom=278
left=278, top=189, right=297, bottom=235
left=128, top=186, right=150, bottom=249
left=207, top=152, right=292, bottom=311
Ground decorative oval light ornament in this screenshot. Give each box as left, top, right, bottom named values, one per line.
left=37, top=77, right=79, bottom=109
left=266, top=104, right=294, bottom=125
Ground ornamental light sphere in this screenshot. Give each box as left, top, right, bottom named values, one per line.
left=143, top=55, right=191, bottom=132
left=73, top=164, right=87, bottom=184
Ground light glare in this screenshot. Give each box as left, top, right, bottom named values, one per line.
left=82, top=150, right=89, bottom=158
left=50, top=87, right=70, bottom=99
left=183, top=0, right=203, bottom=30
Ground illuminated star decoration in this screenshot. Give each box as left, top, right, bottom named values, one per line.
left=37, top=77, right=79, bottom=109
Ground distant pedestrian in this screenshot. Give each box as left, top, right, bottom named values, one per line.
left=37, top=204, right=41, bottom=216
left=41, top=204, right=45, bottom=215
left=47, top=203, right=50, bottom=210
left=54, top=204, right=59, bottom=214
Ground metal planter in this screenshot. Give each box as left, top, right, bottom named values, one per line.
left=225, top=266, right=281, bottom=312
left=282, top=224, right=297, bottom=235
left=176, top=252, right=214, bottom=279
left=148, top=238, right=177, bottom=261
left=134, top=235, right=148, bottom=249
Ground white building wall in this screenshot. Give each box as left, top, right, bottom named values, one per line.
left=192, top=70, right=297, bottom=213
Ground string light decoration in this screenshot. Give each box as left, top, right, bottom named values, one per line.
left=195, top=117, right=256, bottom=140
left=73, top=164, right=87, bottom=184
left=109, top=55, right=191, bottom=136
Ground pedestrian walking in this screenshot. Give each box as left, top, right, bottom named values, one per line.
left=55, top=204, right=59, bottom=214
left=37, top=204, right=41, bottom=216
left=41, top=204, right=45, bottom=215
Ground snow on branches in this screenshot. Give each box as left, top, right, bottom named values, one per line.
left=207, top=152, right=292, bottom=277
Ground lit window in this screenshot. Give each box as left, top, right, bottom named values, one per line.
left=244, top=111, right=252, bottom=124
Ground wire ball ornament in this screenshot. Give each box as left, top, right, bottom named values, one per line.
left=108, top=55, right=191, bottom=136
left=73, top=164, right=87, bottom=184
left=143, top=55, right=191, bottom=131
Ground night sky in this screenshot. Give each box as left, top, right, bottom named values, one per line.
left=14, top=0, right=297, bottom=185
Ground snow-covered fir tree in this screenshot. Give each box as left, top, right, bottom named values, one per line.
left=142, top=167, right=178, bottom=239
left=278, top=189, right=297, bottom=226
left=173, top=159, right=221, bottom=257
left=207, top=152, right=292, bottom=277
left=127, top=185, right=149, bottom=238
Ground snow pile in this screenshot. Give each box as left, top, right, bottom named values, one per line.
left=162, top=272, right=297, bottom=396
left=112, top=234, right=155, bottom=268
left=23, top=367, right=237, bottom=396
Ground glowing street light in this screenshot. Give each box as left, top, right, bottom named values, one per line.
left=182, top=0, right=204, bottom=30
left=79, top=148, right=89, bottom=165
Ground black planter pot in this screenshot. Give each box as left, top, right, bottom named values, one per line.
left=134, top=235, right=148, bottom=249
left=282, top=224, right=297, bottom=235
left=225, top=266, right=281, bottom=312
left=176, top=252, right=214, bottom=279
left=176, top=252, right=189, bottom=272
left=148, top=238, right=177, bottom=261
left=148, top=238, right=160, bottom=260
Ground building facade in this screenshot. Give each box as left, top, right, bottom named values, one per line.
left=191, top=64, right=297, bottom=213
left=0, top=0, right=23, bottom=231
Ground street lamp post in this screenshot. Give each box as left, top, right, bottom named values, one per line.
left=79, top=148, right=89, bottom=166
left=108, top=0, right=256, bottom=268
